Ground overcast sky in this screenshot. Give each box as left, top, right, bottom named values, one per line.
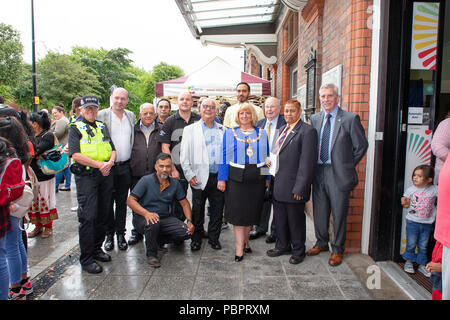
left=1, top=0, right=245, bottom=75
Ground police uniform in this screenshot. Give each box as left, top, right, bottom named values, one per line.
left=68, top=96, right=116, bottom=273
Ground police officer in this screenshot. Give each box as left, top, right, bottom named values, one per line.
left=68, top=95, right=116, bottom=274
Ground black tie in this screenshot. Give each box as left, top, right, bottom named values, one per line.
left=320, top=114, right=332, bottom=163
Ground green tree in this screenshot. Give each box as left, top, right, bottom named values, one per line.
left=152, top=62, right=184, bottom=83
left=36, top=52, right=102, bottom=108
left=0, top=23, right=24, bottom=87
left=72, top=46, right=137, bottom=105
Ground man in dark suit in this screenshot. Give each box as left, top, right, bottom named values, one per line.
left=266, top=100, right=318, bottom=264
left=306, top=83, right=368, bottom=267
left=250, top=97, right=286, bottom=243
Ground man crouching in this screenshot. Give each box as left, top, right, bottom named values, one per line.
left=127, top=153, right=194, bottom=268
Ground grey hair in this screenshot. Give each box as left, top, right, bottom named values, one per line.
left=264, top=97, right=280, bottom=107
left=139, top=103, right=155, bottom=113
left=319, top=83, right=340, bottom=96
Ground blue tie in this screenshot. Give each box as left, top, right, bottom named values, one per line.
left=320, top=114, right=332, bottom=163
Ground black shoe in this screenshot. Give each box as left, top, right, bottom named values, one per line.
left=249, top=231, right=266, bottom=240
left=93, top=250, right=111, bottom=262
left=82, top=262, right=103, bottom=274
left=117, top=234, right=128, bottom=251
left=158, top=244, right=168, bottom=253
left=208, top=240, right=222, bottom=250
left=289, top=255, right=305, bottom=265
left=128, top=233, right=143, bottom=245
left=147, top=255, right=161, bottom=268
left=244, top=247, right=252, bottom=254
left=265, top=234, right=276, bottom=244
left=202, top=231, right=209, bottom=239
left=266, top=248, right=291, bottom=257
left=190, top=241, right=201, bottom=251
left=104, top=234, right=114, bottom=251
left=59, top=187, right=71, bottom=191
left=235, top=255, right=244, bottom=262
left=221, top=222, right=229, bottom=230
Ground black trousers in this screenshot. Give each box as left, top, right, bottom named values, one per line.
left=75, top=170, right=113, bottom=266
left=106, top=163, right=131, bottom=235
left=171, top=167, right=189, bottom=221
left=133, top=214, right=191, bottom=257
left=255, top=178, right=276, bottom=235
left=273, top=200, right=306, bottom=257
left=191, top=173, right=224, bottom=243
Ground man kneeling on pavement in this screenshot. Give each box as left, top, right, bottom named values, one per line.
left=127, top=153, right=195, bottom=268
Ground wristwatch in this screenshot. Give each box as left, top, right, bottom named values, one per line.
left=186, top=219, right=192, bottom=224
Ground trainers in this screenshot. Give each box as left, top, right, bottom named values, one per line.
left=9, top=288, right=26, bottom=300
left=71, top=206, right=78, bottom=211
left=404, top=261, right=415, bottom=274
left=418, top=264, right=431, bottom=277
left=21, top=280, right=33, bottom=296
left=221, top=222, right=229, bottom=230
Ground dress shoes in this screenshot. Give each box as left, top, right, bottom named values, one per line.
left=82, top=261, right=103, bottom=274
left=190, top=241, right=202, bottom=251
left=328, top=253, right=343, bottom=267
left=306, top=245, right=329, bottom=256
left=127, top=233, right=143, bottom=245
left=244, top=247, right=252, bottom=254
left=208, top=240, right=222, bottom=250
left=93, top=250, right=111, bottom=262
left=147, top=256, right=161, bottom=268
left=117, top=234, right=128, bottom=251
left=265, top=234, right=276, bottom=244
left=202, top=231, right=209, bottom=239
left=235, top=255, right=244, bottom=262
left=104, top=234, right=114, bottom=251
left=249, top=231, right=266, bottom=240
left=289, top=255, right=305, bottom=265
left=266, top=248, right=291, bottom=257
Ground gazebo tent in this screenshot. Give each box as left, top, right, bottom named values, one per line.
left=155, top=56, right=271, bottom=97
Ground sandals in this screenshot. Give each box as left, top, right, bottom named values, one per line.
left=27, top=227, right=42, bottom=238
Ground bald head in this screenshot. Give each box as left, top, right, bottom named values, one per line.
left=178, top=91, right=193, bottom=113
left=264, top=97, right=281, bottom=121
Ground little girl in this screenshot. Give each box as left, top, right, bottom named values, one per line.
left=401, top=165, right=438, bottom=277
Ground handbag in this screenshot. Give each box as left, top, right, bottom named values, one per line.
left=37, top=133, right=69, bottom=175
left=10, top=183, right=33, bottom=219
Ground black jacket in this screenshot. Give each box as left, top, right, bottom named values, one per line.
left=130, top=120, right=162, bottom=179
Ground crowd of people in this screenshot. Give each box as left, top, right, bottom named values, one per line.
left=0, top=79, right=448, bottom=301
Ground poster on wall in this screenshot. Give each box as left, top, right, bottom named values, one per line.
left=321, top=64, right=342, bottom=95
left=400, top=125, right=433, bottom=254
left=410, top=2, right=440, bottom=70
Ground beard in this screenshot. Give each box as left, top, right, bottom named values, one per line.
left=159, top=173, right=169, bottom=179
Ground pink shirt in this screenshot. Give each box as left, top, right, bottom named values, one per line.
left=434, top=157, right=450, bottom=247
left=431, top=118, right=450, bottom=185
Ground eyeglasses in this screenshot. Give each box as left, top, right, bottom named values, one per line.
left=202, top=105, right=216, bottom=110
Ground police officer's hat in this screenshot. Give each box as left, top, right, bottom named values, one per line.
left=80, top=95, right=100, bottom=109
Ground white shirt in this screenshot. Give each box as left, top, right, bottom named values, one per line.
left=110, top=111, right=132, bottom=162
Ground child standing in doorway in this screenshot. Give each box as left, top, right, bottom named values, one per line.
left=401, top=165, right=438, bottom=277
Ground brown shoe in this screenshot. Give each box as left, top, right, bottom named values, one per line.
left=328, top=253, right=343, bottom=267
left=41, top=228, right=52, bottom=238
left=27, top=227, right=43, bottom=238
left=306, top=245, right=329, bottom=256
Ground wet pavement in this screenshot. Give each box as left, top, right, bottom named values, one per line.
left=23, top=183, right=413, bottom=301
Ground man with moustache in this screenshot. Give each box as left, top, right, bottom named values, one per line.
left=223, top=82, right=265, bottom=129
left=97, top=87, right=136, bottom=251
left=157, top=92, right=200, bottom=222
left=128, top=103, right=162, bottom=246
left=156, top=99, right=171, bottom=125
left=127, top=153, right=194, bottom=268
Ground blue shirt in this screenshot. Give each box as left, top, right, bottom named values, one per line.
left=218, top=127, right=270, bottom=181
left=130, top=173, right=186, bottom=218
left=318, top=106, right=339, bottom=164
left=201, top=120, right=222, bottom=174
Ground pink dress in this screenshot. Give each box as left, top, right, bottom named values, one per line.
left=434, top=157, right=450, bottom=247
left=431, top=118, right=450, bottom=185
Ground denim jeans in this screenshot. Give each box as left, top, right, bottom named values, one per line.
left=55, top=167, right=72, bottom=190
left=6, top=216, right=28, bottom=284
left=402, top=220, right=432, bottom=266
left=0, top=236, right=8, bottom=300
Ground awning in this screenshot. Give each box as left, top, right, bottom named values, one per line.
left=155, top=56, right=271, bottom=97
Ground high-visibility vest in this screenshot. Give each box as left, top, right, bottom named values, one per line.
left=74, top=121, right=112, bottom=161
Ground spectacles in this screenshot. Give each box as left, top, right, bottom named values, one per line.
left=202, top=105, right=216, bottom=110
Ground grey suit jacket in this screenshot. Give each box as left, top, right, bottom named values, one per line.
left=310, top=107, right=368, bottom=191
left=273, top=120, right=318, bottom=203
left=96, top=107, right=136, bottom=149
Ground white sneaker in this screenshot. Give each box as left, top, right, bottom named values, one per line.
left=404, top=261, right=415, bottom=274
left=71, top=206, right=78, bottom=211
left=418, top=265, right=431, bottom=277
